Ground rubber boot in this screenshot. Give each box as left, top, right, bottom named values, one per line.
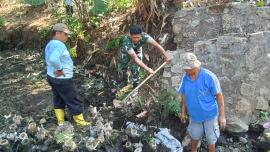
left=54, top=109, right=65, bottom=125
left=73, top=113, right=91, bottom=126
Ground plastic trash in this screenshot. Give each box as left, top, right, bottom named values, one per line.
left=263, top=122, right=270, bottom=129
left=154, top=128, right=183, bottom=152
left=126, top=121, right=183, bottom=152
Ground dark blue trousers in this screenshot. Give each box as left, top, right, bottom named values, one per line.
left=47, top=75, right=82, bottom=116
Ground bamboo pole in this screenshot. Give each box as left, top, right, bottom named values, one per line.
left=123, top=62, right=167, bottom=102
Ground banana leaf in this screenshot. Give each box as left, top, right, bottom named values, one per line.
left=24, top=0, right=45, bottom=6
left=91, top=0, right=108, bottom=15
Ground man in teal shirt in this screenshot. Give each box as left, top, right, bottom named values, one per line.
left=45, top=23, right=90, bottom=126
left=178, top=52, right=226, bottom=152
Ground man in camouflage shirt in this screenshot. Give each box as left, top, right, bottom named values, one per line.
left=119, top=25, right=171, bottom=88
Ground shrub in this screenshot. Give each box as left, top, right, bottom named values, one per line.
left=157, top=90, right=181, bottom=119
left=0, top=16, right=5, bottom=28
left=39, top=27, right=51, bottom=41
left=24, top=0, right=45, bottom=6
left=108, top=0, right=134, bottom=12
left=106, top=36, right=124, bottom=50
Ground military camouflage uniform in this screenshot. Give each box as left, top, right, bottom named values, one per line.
left=119, top=32, right=154, bottom=88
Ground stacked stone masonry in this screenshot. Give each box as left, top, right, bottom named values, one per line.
left=165, top=3, right=270, bottom=133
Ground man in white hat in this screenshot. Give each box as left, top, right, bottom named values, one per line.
left=178, top=52, right=226, bottom=152
left=45, top=23, right=90, bottom=126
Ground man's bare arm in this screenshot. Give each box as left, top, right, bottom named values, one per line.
left=180, top=95, right=187, bottom=123
left=150, top=40, right=171, bottom=64
left=216, top=93, right=226, bottom=129
left=130, top=52, right=154, bottom=74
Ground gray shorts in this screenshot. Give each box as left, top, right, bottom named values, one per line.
left=187, top=117, right=220, bottom=145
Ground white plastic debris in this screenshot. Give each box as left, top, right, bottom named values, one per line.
left=126, top=121, right=147, bottom=132
left=154, top=128, right=183, bottom=152
left=125, top=122, right=183, bottom=152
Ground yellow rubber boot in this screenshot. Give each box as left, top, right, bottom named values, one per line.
left=54, top=109, right=65, bottom=125
left=73, top=113, right=91, bottom=126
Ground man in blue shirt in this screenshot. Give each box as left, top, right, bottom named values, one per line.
left=178, top=52, right=226, bottom=152
left=45, top=23, right=90, bottom=126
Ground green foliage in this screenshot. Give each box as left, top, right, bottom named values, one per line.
left=0, top=16, right=5, bottom=28
left=52, top=9, right=65, bottom=21
left=68, top=47, right=78, bottom=58
left=24, top=0, right=45, bottom=6
left=157, top=90, right=181, bottom=119
left=39, top=27, right=51, bottom=41
left=108, top=0, right=134, bottom=12
left=54, top=123, right=74, bottom=144
left=54, top=130, right=74, bottom=144
left=106, top=36, right=124, bottom=50
left=89, top=0, right=133, bottom=14
left=91, top=0, right=108, bottom=15
left=145, top=134, right=155, bottom=143
left=90, top=16, right=101, bottom=27
left=259, top=111, right=269, bottom=120
left=256, top=0, right=265, bottom=7
left=66, top=16, right=85, bottom=42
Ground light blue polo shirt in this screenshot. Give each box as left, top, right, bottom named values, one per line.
left=45, top=40, right=73, bottom=79
left=178, top=68, right=222, bottom=122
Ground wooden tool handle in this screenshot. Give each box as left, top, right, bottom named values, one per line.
left=123, top=62, right=167, bottom=102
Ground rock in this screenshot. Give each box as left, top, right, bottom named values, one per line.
left=235, top=98, right=252, bottom=121
left=25, top=65, right=34, bottom=72
left=171, top=63, right=181, bottom=74
left=227, top=138, right=233, bottom=143
left=182, top=135, right=191, bottom=148
left=259, top=87, right=270, bottom=101
left=217, top=134, right=227, bottom=145
left=27, top=122, right=37, bottom=134
left=41, top=145, right=49, bottom=151
left=163, top=70, right=172, bottom=78
left=166, top=51, right=179, bottom=65
left=174, top=11, right=187, bottom=19
left=39, top=118, right=46, bottom=124
left=172, top=25, right=181, bottom=34
left=263, top=128, right=270, bottom=142
left=240, top=83, right=255, bottom=97
left=257, top=130, right=270, bottom=151
left=217, top=146, right=226, bottom=152
left=166, top=26, right=270, bottom=131
left=63, top=140, right=77, bottom=151
left=12, top=114, right=23, bottom=125
left=0, top=139, right=10, bottom=151
left=256, top=96, right=269, bottom=110
left=227, top=116, right=249, bottom=133
left=265, top=93, right=270, bottom=102
left=166, top=5, right=270, bottom=148
left=231, top=148, right=241, bottom=152
left=260, top=87, right=269, bottom=96
left=171, top=76, right=181, bottom=87
left=162, top=79, right=170, bottom=85
left=249, top=123, right=264, bottom=134
left=239, top=137, right=248, bottom=144
left=189, top=20, right=200, bottom=28
left=18, top=132, right=28, bottom=140
left=257, top=140, right=270, bottom=151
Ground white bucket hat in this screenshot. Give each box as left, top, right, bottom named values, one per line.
left=182, top=52, right=201, bottom=69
